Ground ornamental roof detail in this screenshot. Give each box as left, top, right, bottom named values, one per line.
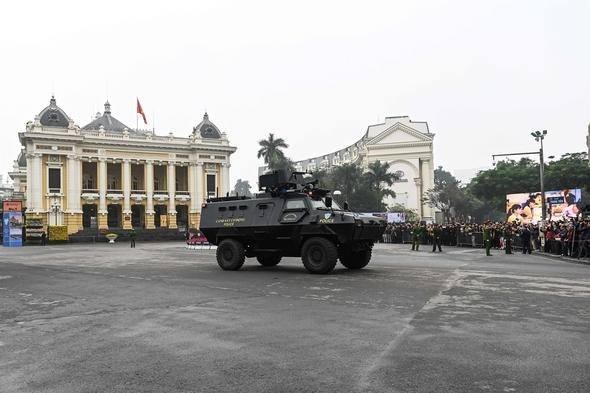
left=38, top=96, right=70, bottom=127
left=192, top=112, right=222, bottom=139
left=81, top=101, right=132, bottom=133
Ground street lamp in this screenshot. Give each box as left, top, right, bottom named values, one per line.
left=531, top=130, right=548, bottom=221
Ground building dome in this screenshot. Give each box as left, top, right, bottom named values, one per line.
left=81, top=101, right=132, bottom=132
left=192, top=112, right=222, bottom=139
left=38, top=96, right=71, bottom=127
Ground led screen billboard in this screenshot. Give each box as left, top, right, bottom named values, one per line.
left=506, top=189, right=582, bottom=224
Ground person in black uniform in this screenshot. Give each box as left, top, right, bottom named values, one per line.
left=431, top=223, right=442, bottom=252
left=503, top=223, right=513, bottom=254
left=520, top=225, right=532, bottom=254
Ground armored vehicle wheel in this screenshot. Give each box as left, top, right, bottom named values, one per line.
left=256, top=255, right=282, bottom=267
left=340, top=248, right=372, bottom=269
left=216, top=239, right=245, bottom=271
left=301, top=237, right=338, bottom=274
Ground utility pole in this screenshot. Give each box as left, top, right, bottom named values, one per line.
left=491, top=130, right=549, bottom=222
left=531, top=130, right=548, bottom=221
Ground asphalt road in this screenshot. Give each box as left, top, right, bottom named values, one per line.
left=0, top=242, right=588, bottom=393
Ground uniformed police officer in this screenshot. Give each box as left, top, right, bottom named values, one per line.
left=432, top=223, right=442, bottom=252
left=483, top=221, right=492, bottom=256
left=411, top=223, right=421, bottom=251
left=503, top=224, right=513, bottom=254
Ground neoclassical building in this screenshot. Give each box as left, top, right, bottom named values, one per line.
left=10, top=96, right=236, bottom=234
left=261, top=116, right=436, bottom=221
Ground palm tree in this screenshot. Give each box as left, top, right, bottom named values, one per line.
left=257, top=133, right=289, bottom=170
left=366, top=161, right=398, bottom=191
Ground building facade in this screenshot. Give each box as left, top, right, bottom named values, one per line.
left=261, top=116, right=436, bottom=221
left=11, top=97, right=236, bottom=234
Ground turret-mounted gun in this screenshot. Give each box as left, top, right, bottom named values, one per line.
left=258, top=170, right=330, bottom=201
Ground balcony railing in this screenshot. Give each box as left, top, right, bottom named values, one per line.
left=131, top=189, right=146, bottom=194
left=48, top=188, right=61, bottom=194
left=107, top=189, right=123, bottom=194
left=82, top=188, right=99, bottom=194
left=176, top=190, right=189, bottom=195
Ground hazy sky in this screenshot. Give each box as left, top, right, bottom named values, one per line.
left=1, top=0, right=589, bottom=188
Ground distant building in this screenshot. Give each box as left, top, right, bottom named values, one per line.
left=9, top=96, right=236, bottom=234
left=260, top=116, right=436, bottom=221
left=0, top=174, right=14, bottom=201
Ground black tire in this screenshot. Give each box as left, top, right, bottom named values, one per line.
left=340, top=248, right=372, bottom=269
left=256, top=255, right=282, bottom=267
left=301, top=237, right=338, bottom=274
left=216, top=239, right=245, bottom=271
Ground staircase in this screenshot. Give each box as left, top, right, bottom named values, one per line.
left=69, top=227, right=187, bottom=243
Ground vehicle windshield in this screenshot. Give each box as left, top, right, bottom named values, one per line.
left=310, top=198, right=342, bottom=211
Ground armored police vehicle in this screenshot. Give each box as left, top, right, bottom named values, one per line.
left=199, top=170, right=386, bottom=274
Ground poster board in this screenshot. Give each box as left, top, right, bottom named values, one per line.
left=2, top=200, right=23, bottom=247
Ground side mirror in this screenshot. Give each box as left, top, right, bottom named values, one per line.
left=325, top=196, right=333, bottom=208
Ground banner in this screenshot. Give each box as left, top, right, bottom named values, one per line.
left=506, top=189, right=582, bottom=224
left=2, top=200, right=23, bottom=247
left=387, top=212, right=406, bottom=223
left=368, top=212, right=406, bottom=223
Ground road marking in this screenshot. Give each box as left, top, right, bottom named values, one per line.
left=358, top=267, right=468, bottom=392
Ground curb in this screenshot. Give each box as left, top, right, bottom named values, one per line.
left=533, top=251, right=590, bottom=266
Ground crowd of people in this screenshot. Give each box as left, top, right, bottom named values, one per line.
left=380, top=218, right=590, bottom=259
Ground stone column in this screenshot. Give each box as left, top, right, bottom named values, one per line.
left=26, top=154, right=33, bottom=210
left=145, top=160, right=155, bottom=229
left=25, top=153, right=47, bottom=230
left=420, top=159, right=433, bottom=221
left=98, top=158, right=108, bottom=229
left=221, top=163, right=230, bottom=196
left=30, top=153, right=43, bottom=212
left=196, top=162, right=203, bottom=205
left=414, top=177, right=423, bottom=220
left=167, top=162, right=177, bottom=229
left=122, top=159, right=132, bottom=229
left=193, top=162, right=204, bottom=228
left=189, top=163, right=202, bottom=228
left=65, top=155, right=83, bottom=234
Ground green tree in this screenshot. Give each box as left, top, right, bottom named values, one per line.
left=326, top=162, right=395, bottom=212
left=330, top=163, right=364, bottom=208
left=465, top=152, right=590, bottom=220
left=544, top=152, right=590, bottom=192
left=232, top=179, right=252, bottom=197
left=467, top=158, right=539, bottom=219
left=257, top=133, right=289, bottom=170
left=366, top=161, right=398, bottom=192
left=424, top=166, right=476, bottom=222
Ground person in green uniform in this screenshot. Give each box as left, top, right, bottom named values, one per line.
left=411, top=223, right=421, bottom=251
left=483, top=221, right=492, bottom=256
left=431, top=223, right=442, bottom=252
left=129, top=228, right=137, bottom=248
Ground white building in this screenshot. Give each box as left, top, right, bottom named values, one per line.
left=9, top=96, right=236, bottom=234
left=261, top=116, right=436, bottom=221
